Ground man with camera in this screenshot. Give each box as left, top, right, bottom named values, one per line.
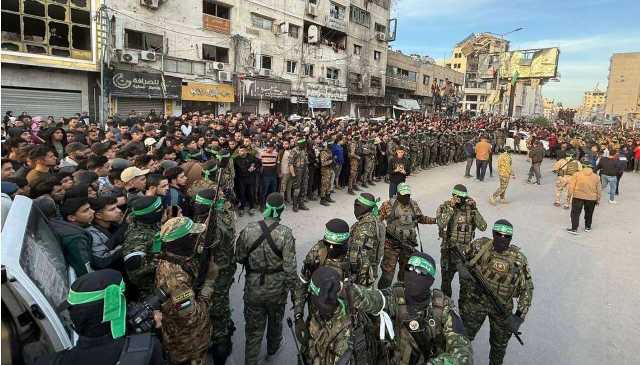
left=35, top=269, right=167, bottom=365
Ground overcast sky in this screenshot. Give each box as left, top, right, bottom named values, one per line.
left=391, top=0, right=640, bottom=107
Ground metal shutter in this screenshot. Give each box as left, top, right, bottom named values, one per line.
left=116, top=98, right=164, bottom=117
left=1, top=87, right=82, bottom=118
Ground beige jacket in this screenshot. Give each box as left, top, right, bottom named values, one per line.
left=568, top=168, right=601, bottom=202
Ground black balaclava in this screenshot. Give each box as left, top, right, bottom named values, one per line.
left=452, top=184, right=468, bottom=207
left=309, top=266, right=342, bottom=321
left=130, top=196, right=163, bottom=225
left=69, top=269, right=122, bottom=338
left=404, top=252, right=437, bottom=308
left=164, top=233, right=199, bottom=257
left=492, top=219, right=513, bottom=252
left=323, top=218, right=350, bottom=259
left=353, top=192, right=376, bottom=219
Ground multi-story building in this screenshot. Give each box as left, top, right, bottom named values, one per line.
left=442, top=33, right=508, bottom=115
left=1, top=0, right=102, bottom=117
left=385, top=49, right=463, bottom=114
left=576, top=88, right=606, bottom=121
left=543, top=97, right=559, bottom=120
left=605, top=52, right=640, bottom=125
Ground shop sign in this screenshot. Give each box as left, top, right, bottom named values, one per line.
left=109, top=70, right=181, bottom=98
left=305, top=83, right=348, bottom=101
left=245, top=79, right=291, bottom=99
left=182, top=82, right=235, bottom=102
left=308, top=97, right=332, bottom=109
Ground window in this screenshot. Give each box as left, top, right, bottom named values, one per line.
left=330, top=2, right=346, bottom=19
left=370, top=76, right=381, bottom=88
left=423, top=75, right=430, bottom=85
left=125, top=29, right=163, bottom=52
left=202, top=44, right=229, bottom=63
left=203, top=0, right=231, bottom=19
left=259, top=55, right=272, bottom=70
left=353, top=44, right=362, bottom=55
left=466, top=95, right=478, bottom=102
left=407, top=71, right=417, bottom=81
left=350, top=5, right=370, bottom=27
left=288, top=24, right=300, bottom=38
left=286, top=60, right=298, bottom=73
left=480, top=95, right=487, bottom=102
left=251, top=13, right=273, bottom=30
left=374, top=23, right=386, bottom=34
left=303, top=63, right=315, bottom=77
left=349, top=72, right=362, bottom=88
left=373, top=50, right=381, bottom=61
left=454, top=52, right=462, bottom=58
left=326, top=67, right=339, bottom=80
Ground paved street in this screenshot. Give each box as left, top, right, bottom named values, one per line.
left=226, top=154, right=640, bottom=365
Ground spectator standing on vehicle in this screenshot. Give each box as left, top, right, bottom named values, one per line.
left=474, top=135, right=491, bottom=181
left=567, top=160, right=601, bottom=234
left=596, top=150, right=623, bottom=204
left=527, top=141, right=545, bottom=185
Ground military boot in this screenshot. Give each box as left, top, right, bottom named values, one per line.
left=292, top=200, right=299, bottom=212
left=353, top=185, right=362, bottom=191
left=348, top=189, right=356, bottom=195
left=326, top=194, right=335, bottom=203
left=320, top=197, right=330, bottom=206
left=361, top=181, right=369, bottom=188
left=368, top=179, right=376, bottom=186
left=299, top=202, right=310, bottom=210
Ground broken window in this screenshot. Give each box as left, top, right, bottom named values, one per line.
left=2, top=0, right=20, bottom=12
left=1, top=12, right=21, bottom=41
left=48, top=21, right=69, bottom=47
left=51, top=48, right=70, bottom=57
left=125, top=29, right=163, bottom=52
left=370, top=76, right=382, bottom=88
left=203, top=0, right=231, bottom=19
left=48, top=4, right=66, bottom=21
left=50, top=0, right=67, bottom=4
left=26, top=43, right=46, bottom=54
left=23, top=17, right=46, bottom=42
left=70, top=0, right=87, bottom=8
left=202, top=44, right=229, bottom=63
left=70, top=8, right=90, bottom=25
left=72, top=25, right=90, bottom=49
left=23, top=0, right=45, bottom=17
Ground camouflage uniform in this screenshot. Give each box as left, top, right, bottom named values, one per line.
left=410, top=137, right=420, bottom=172
left=349, top=211, right=386, bottom=278
left=429, top=138, right=438, bottom=167
left=289, top=144, right=309, bottom=210
left=352, top=284, right=473, bottom=365
left=362, top=140, right=376, bottom=184
left=421, top=134, right=431, bottom=170
left=459, top=237, right=534, bottom=365
left=122, top=220, right=161, bottom=298
left=348, top=139, right=361, bottom=193
left=552, top=157, right=581, bottom=207
left=436, top=198, right=487, bottom=297
left=235, top=217, right=297, bottom=365
left=187, top=173, right=216, bottom=198
left=378, top=198, right=436, bottom=289
left=491, top=152, right=513, bottom=203
left=319, top=145, right=334, bottom=198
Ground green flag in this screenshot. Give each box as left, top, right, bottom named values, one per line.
left=511, top=69, right=519, bottom=87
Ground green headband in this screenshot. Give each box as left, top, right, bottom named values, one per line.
left=131, top=197, right=162, bottom=216
left=202, top=166, right=218, bottom=181
left=452, top=188, right=468, bottom=198
left=309, top=279, right=321, bottom=296
left=263, top=202, right=285, bottom=219
left=407, top=256, right=436, bottom=278
left=357, top=195, right=381, bottom=216
left=194, top=194, right=224, bottom=210
left=397, top=183, right=411, bottom=195
left=493, top=223, right=513, bottom=236
left=185, top=151, right=202, bottom=160
left=67, top=280, right=126, bottom=339
left=324, top=229, right=350, bottom=244
left=297, top=139, right=306, bottom=144
left=162, top=218, right=195, bottom=242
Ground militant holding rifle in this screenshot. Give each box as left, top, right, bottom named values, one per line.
left=451, top=244, right=524, bottom=346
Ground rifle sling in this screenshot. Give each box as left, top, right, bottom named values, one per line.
left=248, top=220, right=282, bottom=259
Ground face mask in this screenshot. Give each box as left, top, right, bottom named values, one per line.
left=136, top=210, right=163, bottom=225
left=326, top=243, right=348, bottom=259
left=455, top=197, right=467, bottom=208
left=310, top=280, right=340, bottom=321
left=397, top=194, right=410, bottom=205
left=493, top=233, right=512, bottom=252
left=404, top=270, right=433, bottom=307
left=354, top=202, right=371, bottom=219
left=164, top=234, right=198, bottom=257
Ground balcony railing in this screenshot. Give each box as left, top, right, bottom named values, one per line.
left=203, top=14, right=230, bottom=34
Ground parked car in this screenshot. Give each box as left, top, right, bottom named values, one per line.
left=506, top=130, right=549, bottom=153
left=1, top=196, right=74, bottom=365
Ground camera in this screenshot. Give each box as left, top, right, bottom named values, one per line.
left=127, top=288, right=168, bottom=334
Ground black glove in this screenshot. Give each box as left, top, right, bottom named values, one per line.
left=456, top=262, right=472, bottom=280
left=295, top=316, right=307, bottom=342
left=508, top=314, right=524, bottom=333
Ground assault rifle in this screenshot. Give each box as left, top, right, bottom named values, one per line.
left=193, top=163, right=225, bottom=292
left=451, top=243, right=524, bottom=346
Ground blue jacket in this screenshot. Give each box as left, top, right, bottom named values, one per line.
left=331, top=143, right=345, bottom=165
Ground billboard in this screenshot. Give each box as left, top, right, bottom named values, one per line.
left=478, top=48, right=560, bottom=79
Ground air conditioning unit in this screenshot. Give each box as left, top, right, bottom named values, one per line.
left=259, top=68, right=272, bottom=77
left=140, top=51, right=156, bottom=61
left=140, top=0, right=159, bottom=9
left=278, top=22, right=288, bottom=34
left=218, top=71, right=232, bottom=82
left=375, top=32, right=386, bottom=41
left=306, top=3, right=318, bottom=16
left=120, top=51, right=139, bottom=64
left=208, top=61, right=225, bottom=72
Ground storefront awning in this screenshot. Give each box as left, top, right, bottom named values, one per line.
left=397, top=98, right=421, bottom=110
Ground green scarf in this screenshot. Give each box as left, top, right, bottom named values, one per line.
left=67, top=280, right=127, bottom=339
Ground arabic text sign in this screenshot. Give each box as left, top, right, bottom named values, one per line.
left=110, top=70, right=181, bottom=98
left=305, top=83, right=348, bottom=101
left=248, top=79, right=291, bottom=99
left=182, top=82, right=235, bottom=102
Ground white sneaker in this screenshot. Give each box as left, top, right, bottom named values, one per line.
left=609, top=200, right=617, bottom=204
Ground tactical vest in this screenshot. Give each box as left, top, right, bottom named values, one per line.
left=447, top=208, right=475, bottom=244
left=392, top=286, right=446, bottom=362
left=315, top=244, right=358, bottom=282
left=474, top=240, right=524, bottom=303
left=386, top=199, right=418, bottom=243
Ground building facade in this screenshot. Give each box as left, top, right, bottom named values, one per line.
left=576, top=88, right=606, bottom=122
left=385, top=50, right=463, bottom=115
left=1, top=0, right=102, bottom=118
left=605, top=52, right=640, bottom=125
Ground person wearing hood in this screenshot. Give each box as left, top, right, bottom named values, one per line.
left=378, top=183, right=437, bottom=289
left=34, top=269, right=166, bottom=365
left=459, top=220, right=533, bottom=365
left=59, top=142, right=90, bottom=170
left=567, top=160, right=601, bottom=234
left=46, top=127, right=68, bottom=159
left=50, top=196, right=95, bottom=276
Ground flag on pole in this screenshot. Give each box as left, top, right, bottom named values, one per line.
left=511, top=69, right=519, bottom=87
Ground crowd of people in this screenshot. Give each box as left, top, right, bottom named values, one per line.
left=1, top=108, right=639, bottom=365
